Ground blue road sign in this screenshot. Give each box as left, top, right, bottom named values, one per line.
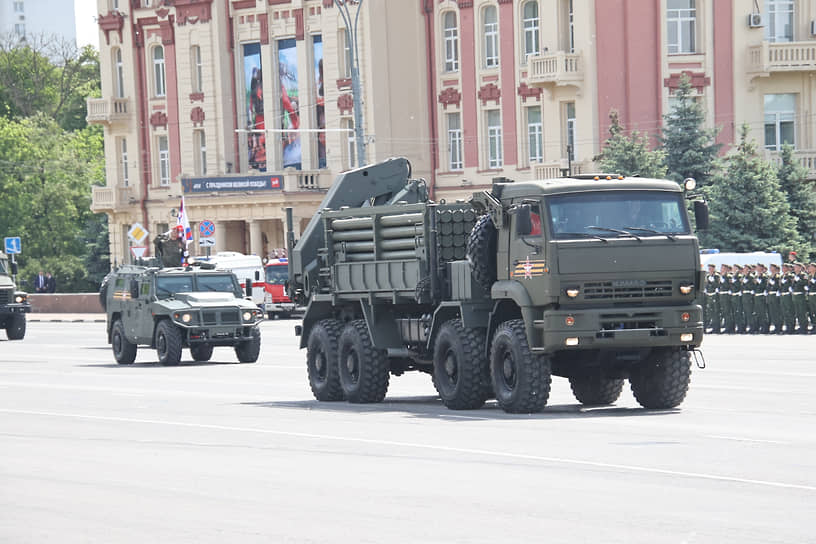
left=4, top=237, right=21, bottom=254
left=199, top=220, right=215, bottom=237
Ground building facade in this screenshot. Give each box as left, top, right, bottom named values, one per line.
left=91, top=0, right=816, bottom=265
left=0, top=0, right=76, bottom=42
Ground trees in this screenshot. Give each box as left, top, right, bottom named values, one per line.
left=595, top=110, right=667, bottom=178
left=661, top=74, right=721, bottom=187
left=776, top=145, right=816, bottom=258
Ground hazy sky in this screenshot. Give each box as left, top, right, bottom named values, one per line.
left=74, top=0, right=100, bottom=50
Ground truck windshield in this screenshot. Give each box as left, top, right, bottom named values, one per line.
left=547, top=191, right=690, bottom=239
left=156, top=274, right=239, bottom=297
left=265, top=265, right=287, bottom=285
left=0, top=259, right=7, bottom=275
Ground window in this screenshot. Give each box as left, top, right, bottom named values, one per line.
left=560, top=0, right=575, bottom=53
left=158, top=136, right=170, bottom=186
left=765, top=0, right=794, bottom=43
left=443, top=12, right=459, bottom=72
left=447, top=112, right=463, bottom=170
left=565, top=102, right=576, bottom=161
left=14, top=23, right=25, bottom=35
left=667, top=0, right=696, bottom=54
left=764, top=94, right=795, bottom=151
left=523, top=1, right=539, bottom=60
left=344, top=118, right=355, bottom=169
left=14, top=2, right=24, bottom=13
left=483, top=6, right=499, bottom=68
left=113, top=0, right=119, bottom=9
left=486, top=110, right=503, bottom=168
left=527, top=106, right=543, bottom=163
left=341, top=31, right=353, bottom=78
left=120, top=138, right=129, bottom=186
left=153, top=46, right=166, bottom=97
left=114, top=48, right=124, bottom=98
left=191, top=46, right=203, bottom=93
left=195, top=130, right=207, bottom=175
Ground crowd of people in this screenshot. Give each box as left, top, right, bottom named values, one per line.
left=703, top=261, right=816, bottom=334
left=32, top=270, right=56, bottom=293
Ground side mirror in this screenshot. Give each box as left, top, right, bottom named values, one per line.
left=129, top=279, right=140, bottom=300
left=693, top=200, right=709, bottom=231
left=10, top=262, right=18, bottom=275
left=515, top=204, right=533, bottom=236
left=255, top=271, right=260, bottom=281
left=245, top=278, right=253, bottom=297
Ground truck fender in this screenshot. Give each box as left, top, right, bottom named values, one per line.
left=299, top=299, right=336, bottom=349
left=358, top=300, right=403, bottom=350
left=425, top=302, right=490, bottom=353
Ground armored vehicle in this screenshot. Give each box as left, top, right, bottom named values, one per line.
left=0, top=251, right=30, bottom=340
left=288, top=158, right=707, bottom=413
left=103, top=263, right=263, bottom=365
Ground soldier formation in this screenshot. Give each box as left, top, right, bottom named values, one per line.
left=703, top=261, right=816, bottom=334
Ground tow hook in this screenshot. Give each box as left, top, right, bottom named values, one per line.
left=690, top=348, right=706, bottom=369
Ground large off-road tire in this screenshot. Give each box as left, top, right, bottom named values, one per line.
left=235, top=327, right=261, bottom=363
left=190, top=343, right=213, bottom=362
left=5, top=313, right=26, bottom=341
left=112, top=319, right=136, bottom=364
left=98, top=273, right=111, bottom=311
left=156, top=320, right=183, bottom=366
left=490, top=319, right=551, bottom=414
left=466, top=214, right=497, bottom=292
left=306, top=319, right=344, bottom=401
left=629, top=347, right=692, bottom=409
left=432, top=319, right=490, bottom=410
left=338, top=320, right=389, bottom=403
left=568, top=372, right=624, bottom=405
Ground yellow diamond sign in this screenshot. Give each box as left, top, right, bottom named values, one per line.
left=127, top=223, right=149, bottom=244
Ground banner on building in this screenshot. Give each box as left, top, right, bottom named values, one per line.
left=314, top=35, right=326, bottom=169
left=278, top=38, right=301, bottom=170
left=243, top=42, right=266, bottom=172
left=182, top=175, right=282, bottom=193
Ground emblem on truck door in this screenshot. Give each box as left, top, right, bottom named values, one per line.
left=512, top=257, right=546, bottom=279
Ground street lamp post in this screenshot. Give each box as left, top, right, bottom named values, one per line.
left=335, top=0, right=366, bottom=167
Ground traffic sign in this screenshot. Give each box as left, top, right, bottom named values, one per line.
left=128, top=223, right=149, bottom=244
left=199, top=220, right=215, bottom=237
left=4, top=237, right=21, bottom=254
left=199, top=238, right=215, bottom=247
left=131, top=246, right=147, bottom=259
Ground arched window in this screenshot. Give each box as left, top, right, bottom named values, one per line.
left=522, top=1, right=539, bottom=59
left=443, top=11, right=459, bottom=72
left=483, top=6, right=499, bottom=68
left=114, top=48, right=125, bottom=98
left=191, top=45, right=203, bottom=93
left=153, top=46, right=166, bottom=97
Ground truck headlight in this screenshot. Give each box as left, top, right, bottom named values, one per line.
left=173, top=312, right=192, bottom=323
left=679, top=283, right=693, bottom=294
left=566, top=288, right=580, bottom=298
left=14, top=294, right=26, bottom=303
left=243, top=311, right=253, bottom=322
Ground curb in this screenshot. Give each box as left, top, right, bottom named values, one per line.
left=28, top=317, right=106, bottom=323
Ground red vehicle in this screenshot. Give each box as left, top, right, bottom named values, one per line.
left=264, top=258, right=297, bottom=318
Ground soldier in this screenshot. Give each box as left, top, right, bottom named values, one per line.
left=703, top=263, right=720, bottom=333
left=718, top=264, right=734, bottom=333
left=808, top=262, right=816, bottom=333
left=767, top=263, right=783, bottom=334
left=730, top=264, right=745, bottom=333
left=752, top=263, right=769, bottom=333
left=792, top=261, right=810, bottom=334
left=780, top=262, right=796, bottom=333
left=740, top=264, right=756, bottom=334
left=153, top=227, right=186, bottom=268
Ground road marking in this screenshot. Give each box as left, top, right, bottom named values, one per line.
left=706, top=435, right=789, bottom=445
left=1, top=408, right=813, bottom=493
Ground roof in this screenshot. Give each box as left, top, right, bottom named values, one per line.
left=495, top=177, right=683, bottom=199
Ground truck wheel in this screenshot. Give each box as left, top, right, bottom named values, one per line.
left=630, top=347, right=691, bottom=409
left=98, top=273, right=111, bottom=310
left=5, top=313, right=26, bottom=341
left=190, top=343, right=213, bottom=362
left=306, top=319, right=344, bottom=401
left=568, top=372, right=624, bottom=405
left=112, top=319, right=136, bottom=364
left=466, top=214, right=497, bottom=292
left=432, top=319, right=489, bottom=410
left=235, top=328, right=261, bottom=363
left=490, top=319, right=551, bottom=413
left=156, top=320, right=182, bottom=366
left=338, top=320, right=389, bottom=403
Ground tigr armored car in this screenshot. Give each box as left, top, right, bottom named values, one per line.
left=0, top=251, right=30, bottom=340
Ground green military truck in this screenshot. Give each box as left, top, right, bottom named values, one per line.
left=102, top=263, right=263, bottom=365
left=287, top=158, right=707, bottom=413
left=0, top=250, right=30, bottom=340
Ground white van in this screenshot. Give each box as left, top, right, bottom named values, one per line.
left=198, top=252, right=265, bottom=308
left=700, top=250, right=783, bottom=270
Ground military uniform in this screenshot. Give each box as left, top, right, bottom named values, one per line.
left=731, top=268, right=745, bottom=333
left=807, top=264, right=816, bottom=332
left=752, top=267, right=769, bottom=334
left=740, top=268, right=756, bottom=333
left=792, top=263, right=810, bottom=333
left=153, top=232, right=185, bottom=268
left=704, top=267, right=720, bottom=333
left=767, top=266, right=783, bottom=334
left=780, top=265, right=796, bottom=333
left=718, top=266, right=734, bottom=333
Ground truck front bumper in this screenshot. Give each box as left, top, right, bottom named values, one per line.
left=264, top=302, right=298, bottom=314
left=1, top=303, right=31, bottom=314
left=531, top=304, right=703, bottom=353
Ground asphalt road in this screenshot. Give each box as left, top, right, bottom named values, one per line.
left=1, top=320, right=814, bottom=543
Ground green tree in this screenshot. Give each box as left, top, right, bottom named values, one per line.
left=776, top=145, right=816, bottom=259
left=661, top=73, right=721, bottom=187
left=701, top=125, right=798, bottom=253
left=595, top=110, right=667, bottom=178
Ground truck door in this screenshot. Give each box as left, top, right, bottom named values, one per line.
left=134, top=277, right=155, bottom=343
left=508, top=201, right=546, bottom=283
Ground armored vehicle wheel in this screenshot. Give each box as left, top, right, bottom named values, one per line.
left=112, top=319, right=136, bottom=364
left=629, top=347, right=691, bottom=409
left=5, top=313, right=26, bottom=340
left=490, top=319, right=551, bottom=414
left=306, top=319, right=344, bottom=401
left=156, top=320, right=182, bottom=366
left=568, top=372, right=624, bottom=405
left=432, top=319, right=489, bottom=410
left=235, top=327, right=261, bottom=363
left=338, top=320, right=389, bottom=403
left=466, top=214, right=497, bottom=292
left=190, top=343, right=213, bottom=362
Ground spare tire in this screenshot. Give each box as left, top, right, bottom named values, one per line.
left=99, top=272, right=111, bottom=310
left=466, top=213, right=497, bottom=292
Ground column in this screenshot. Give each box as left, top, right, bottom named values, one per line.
left=249, top=220, right=263, bottom=257
left=215, top=221, right=226, bottom=253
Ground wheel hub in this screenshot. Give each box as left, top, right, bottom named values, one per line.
left=444, top=352, right=457, bottom=378
left=502, top=354, right=515, bottom=383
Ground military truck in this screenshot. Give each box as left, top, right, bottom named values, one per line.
left=102, top=263, right=263, bottom=365
left=287, top=158, right=707, bottom=413
left=0, top=250, right=30, bottom=340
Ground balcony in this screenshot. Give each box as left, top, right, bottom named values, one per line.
left=747, top=41, right=816, bottom=77
left=533, top=160, right=591, bottom=180
left=765, top=149, right=816, bottom=180
left=86, top=97, right=131, bottom=125
left=91, top=185, right=136, bottom=213
left=527, top=51, right=584, bottom=89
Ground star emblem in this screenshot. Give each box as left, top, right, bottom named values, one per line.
left=523, top=256, right=533, bottom=279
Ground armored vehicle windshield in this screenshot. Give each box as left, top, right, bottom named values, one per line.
left=155, top=273, right=241, bottom=299
left=0, top=257, right=7, bottom=275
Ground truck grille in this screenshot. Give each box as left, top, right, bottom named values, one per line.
left=600, top=312, right=659, bottom=330
left=583, top=280, right=673, bottom=300
left=0, top=289, right=11, bottom=305
left=202, top=309, right=241, bottom=325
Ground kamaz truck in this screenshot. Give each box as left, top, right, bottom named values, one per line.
left=287, top=157, right=707, bottom=413
left=0, top=250, right=30, bottom=340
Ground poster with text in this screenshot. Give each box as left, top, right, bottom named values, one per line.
left=243, top=43, right=266, bottom=172
left=314, top=35, right=326, bottom=169
left=278, top=39, right=301, bottom=170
